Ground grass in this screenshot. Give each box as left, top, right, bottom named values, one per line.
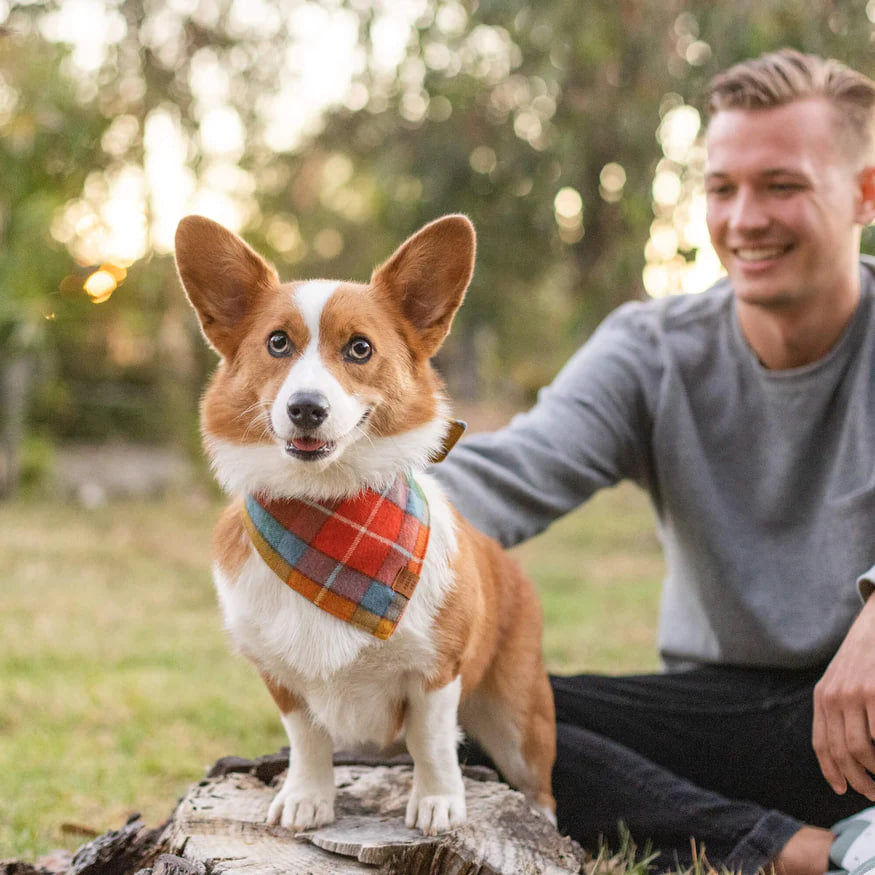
left=516, top=483, right=663, bottom=675
left=0, top=482, right=664, bottom=863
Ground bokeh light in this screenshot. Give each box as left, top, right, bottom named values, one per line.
left=643, top=102, right=723, bottom=298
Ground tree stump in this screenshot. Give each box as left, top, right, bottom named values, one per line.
left=5, top=753, right=586, bottom=875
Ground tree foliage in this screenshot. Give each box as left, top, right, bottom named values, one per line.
left=243, top=0, right=875, bottom=392
left=0, top=28, right=116, bottom=493
left=1, top=0, right=874, bottom=493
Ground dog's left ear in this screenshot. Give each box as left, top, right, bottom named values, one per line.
left=371, top=215, right=475, bottom=357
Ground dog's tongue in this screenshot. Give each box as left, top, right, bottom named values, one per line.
left=291, top=437, right=327, bottom=452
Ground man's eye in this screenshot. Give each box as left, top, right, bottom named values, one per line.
left=344, top=336, right=373, bottom=363
left=267, top=330, right=294, bottom=358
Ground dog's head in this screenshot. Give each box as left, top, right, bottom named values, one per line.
left=175, top=215, right=475, bottom=499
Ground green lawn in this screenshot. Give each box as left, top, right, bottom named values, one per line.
left=0, top=482, right=663, bottom=861
left=519, top=483, right=663, bottom=675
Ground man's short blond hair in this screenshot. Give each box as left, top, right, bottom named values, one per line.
left=707, top=48, right=875, bottom=165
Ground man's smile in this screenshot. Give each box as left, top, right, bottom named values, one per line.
left=734, top=245, right=793, bottom=262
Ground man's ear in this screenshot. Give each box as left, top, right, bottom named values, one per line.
left=855, top=166, right=875, bottom=226
left=174, top=215, right=279, bottom=359
left=371, top=215, right=475, bottom=357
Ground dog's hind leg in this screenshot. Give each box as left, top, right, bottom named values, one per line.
left=459, top=681, right=557, bottom=824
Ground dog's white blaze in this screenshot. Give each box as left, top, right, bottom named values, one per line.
left=294, top=279, right=338, bottom=336
left=268, top=280, right=368, bottom=444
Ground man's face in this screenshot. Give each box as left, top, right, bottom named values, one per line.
left=705, top=98, right=873, bottom=311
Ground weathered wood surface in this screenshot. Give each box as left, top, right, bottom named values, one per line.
left=4, top=754, right=586, bottom=875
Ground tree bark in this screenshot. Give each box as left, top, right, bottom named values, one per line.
left=5, top=754, right=586, bottom=875
left=0, top=354, right=34, bottom=499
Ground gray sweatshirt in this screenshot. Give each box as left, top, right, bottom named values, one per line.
left=435, top=258, right=875, bottom=670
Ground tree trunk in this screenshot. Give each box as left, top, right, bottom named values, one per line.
left=4, top=754, right=587, bottom=875
left=0, top=354, right=34, bottom=499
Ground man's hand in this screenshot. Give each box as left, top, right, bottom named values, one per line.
left=812, top=594, right=875, bottom=800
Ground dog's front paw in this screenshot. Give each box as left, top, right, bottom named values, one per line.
left=267, top=786, right=335, bottom=831
left=405, top=792, right=466, bottom=835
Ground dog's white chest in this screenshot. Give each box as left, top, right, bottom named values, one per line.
left=213, top=474, right=458, bottom=747
left=215, top=556, right=433, bottom=746
left=216, top=552, right=374, bottom=679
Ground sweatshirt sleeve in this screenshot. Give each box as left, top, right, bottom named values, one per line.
left=433, top=302, right=663, bottom=547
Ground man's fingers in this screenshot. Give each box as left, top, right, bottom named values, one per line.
left=845, top=708, right=875, bottom=776
left=868, top=699, right=875, bottom=765
left=838, top=755, right=875, bottom=800
left=811, top=599, right=875, bottom=800
left=815, top=692, right=875, bottom=800
left=832, top=693, right=875, bottom=799
left=813, top=700, right=848, bottom=795
left=848, top=704, right=875, bottom=801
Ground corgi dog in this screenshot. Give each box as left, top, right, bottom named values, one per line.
left=174, top=214, right=556, bottom=836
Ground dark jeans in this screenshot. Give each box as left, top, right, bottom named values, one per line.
left=465, top=665, right=868, bottom=874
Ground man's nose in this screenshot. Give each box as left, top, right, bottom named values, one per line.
left=729, top=186, right=770, bottom=233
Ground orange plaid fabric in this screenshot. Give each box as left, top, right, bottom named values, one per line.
left=242, top=474, right=430, bottom=640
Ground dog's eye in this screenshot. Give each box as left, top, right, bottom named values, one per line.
left=344, top=336, right=373, bottom=363
left=267, top=331, right=294, bottom=358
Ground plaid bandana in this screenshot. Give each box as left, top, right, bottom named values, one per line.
left=242, top=474, right=430, bottom=640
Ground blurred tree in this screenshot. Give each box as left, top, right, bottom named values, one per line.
left=1, top=0, right=873, bottom=496
left=1, top=0, right=306, bottom=492
left=251, top=0, right=874, bottom=396
left=0, top=30, right=113, bottom=496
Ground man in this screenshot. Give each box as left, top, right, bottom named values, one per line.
left=435, top=49, right=875, bottom=875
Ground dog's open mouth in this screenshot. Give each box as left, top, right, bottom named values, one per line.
left=285, top=437, right=337, bottom=461
left=281, top=411, right=370, bottom=462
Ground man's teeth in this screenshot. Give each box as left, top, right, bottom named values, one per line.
left=736, top=247, right=786, bottom=262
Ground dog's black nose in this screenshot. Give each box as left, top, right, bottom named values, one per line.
left=287, top=392, right=330, bottom=428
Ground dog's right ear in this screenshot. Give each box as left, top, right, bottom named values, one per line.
left=175, top=215, right=278, bottom=359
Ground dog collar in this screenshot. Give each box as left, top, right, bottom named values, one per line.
left=428, top=419, right=466, bottom=464
left=242, top=473, right=430, bottom=640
